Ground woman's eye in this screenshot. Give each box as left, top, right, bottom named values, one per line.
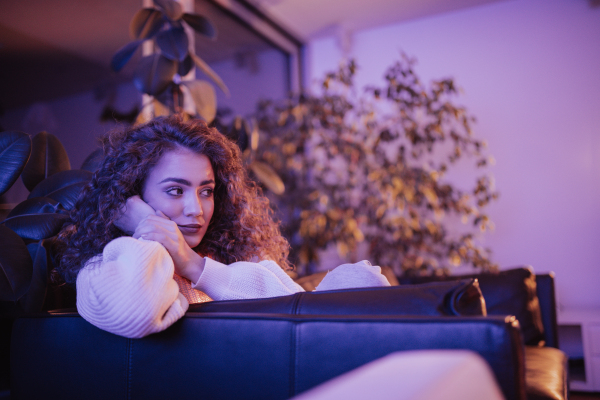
left=200, top=188, right=214, bottom=198
left=166, top=187, right=183, bottom=196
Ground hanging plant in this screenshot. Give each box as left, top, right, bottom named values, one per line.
left=110, top=0, right=229, bottom=123
left=105, top=0, right=284, bottom=192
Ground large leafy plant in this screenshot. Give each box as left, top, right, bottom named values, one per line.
left=255, top=56, right=498, bottom=276
left=110, top=0, right=229, bottom=123
left=110, top=0, right=284, bottom=194
left=0, top=131, right=90, bottom=314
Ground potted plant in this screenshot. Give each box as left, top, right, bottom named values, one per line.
left=110, top=0, right=228, bottom=124
left=0, top=130, right=89, bottom=314
left=254, top=56, right=498, bottom=276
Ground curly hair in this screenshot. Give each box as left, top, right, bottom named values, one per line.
left=55, top=115, right=291, bottom=284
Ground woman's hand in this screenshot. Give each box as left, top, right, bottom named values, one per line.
left=114, top=196, right=156, bottom=235
left=133, top=210, right=205, bottom=283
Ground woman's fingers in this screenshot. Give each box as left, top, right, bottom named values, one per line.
left=115, top=195, right=156, bottom=234
left=137, top=229, right=174, bottom=242
left=133, top=211, right=203, bottom=282
left=134, top=216, right=178, bottom=242
left=155, top=210, right=169, bottom=219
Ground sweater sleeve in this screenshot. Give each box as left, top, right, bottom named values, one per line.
left=192, top=258, right=304, bottom=301
left=76, top=237, right=189, bottom=338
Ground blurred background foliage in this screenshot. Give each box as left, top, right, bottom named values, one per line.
left=108, top=0, right=285, bottom=193
left=254, top=55, right=499, bottom=276
left=109, top=0, right=227, bottom=124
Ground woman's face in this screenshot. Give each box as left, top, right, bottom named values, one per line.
left=142, top=147, right=215, bottom=248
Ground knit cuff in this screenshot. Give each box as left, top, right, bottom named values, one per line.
left=192, top=257, right=304, bottom=301
left=191, top=257, right=231, bottom=301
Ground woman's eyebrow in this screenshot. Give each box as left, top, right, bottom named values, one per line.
left=158, top=177, right=191, bottom=185
left=158, top=178, right=215, bottom=186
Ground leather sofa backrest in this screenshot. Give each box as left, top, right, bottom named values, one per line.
left=190, top=278, right=486, bottom=317
left=398, top=267, right=546, bottom=345
left=11, top=312, right=526, bottom=400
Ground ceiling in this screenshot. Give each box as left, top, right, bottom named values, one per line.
left=249, top=0, right=507, bottom=39
left=0, top=0, right=505, bottom=110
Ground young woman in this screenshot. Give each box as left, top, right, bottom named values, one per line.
left=56, top=115, right=389, bottom=338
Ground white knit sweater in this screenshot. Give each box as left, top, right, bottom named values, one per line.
left=76, top=237, right=389, bottom=339
left=76, top=237, right=304, bottom=338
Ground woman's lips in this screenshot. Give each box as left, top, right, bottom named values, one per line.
left=178, top=224, right=202, bottom=234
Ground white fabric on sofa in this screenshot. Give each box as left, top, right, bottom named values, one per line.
left=291, top=350, right=505, bottom=400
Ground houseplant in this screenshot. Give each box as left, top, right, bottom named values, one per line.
left=254, top=56, right=498, bottom=276
left=110, top=0, right=228, bottom=124
left=0, top=130, right=87, bottom=314
left=108, top=0, right=284, bottom=192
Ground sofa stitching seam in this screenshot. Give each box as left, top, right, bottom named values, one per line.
left=292, top=292, right=303, bottom=315
left=289, top=321, right=298, bottom=397
left=127, top=338, right=133, bottom=400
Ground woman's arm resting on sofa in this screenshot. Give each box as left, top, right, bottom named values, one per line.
left=193, top=258, right=305, bottom=301
left=76, top=237, right=189, bottom=338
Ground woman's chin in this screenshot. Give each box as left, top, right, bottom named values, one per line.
left=184, top=235, right=203, bottom=249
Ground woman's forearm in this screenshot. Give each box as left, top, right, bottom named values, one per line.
left=76, top=237, right=189, bottom=338
left=177, top=252, right=206, bottom=285
left=192, top=258, right=304, bottom=301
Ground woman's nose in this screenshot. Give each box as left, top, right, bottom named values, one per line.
left=184, top=194, right=203, bottom=217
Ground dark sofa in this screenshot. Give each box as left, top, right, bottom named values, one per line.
left=398, top=269, right=568, bottom=400
left=7, top=269, right=567, bottom=400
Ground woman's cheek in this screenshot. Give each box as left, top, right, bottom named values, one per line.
left=205, top=200, right=215, bottom=224
left=152, top=200, right=178, bottom=220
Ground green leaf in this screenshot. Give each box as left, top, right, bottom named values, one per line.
left=111, top=40, right=142, bottom=72
left=183, top=80, right=216, bottom=123
left=2, top=212, right=69, bottom=241
left=191, top=53, right=229, bottom=96
left=28, top=170, right=92, bottom=210
left=178, top=55, right=194, bottom=77
left=18, top=238, right=54, bottom=313
left=0, top=131, right=31, bottom=196
left=3, top=197, right=68, bottom=240
left=0, top=225, right=33, bottom=302
left=154, top=0, right=183, bottom=21
left=182, top=13, right=216, bottom=39
left=130, top=8, right=165, bottom=40
left=156, top=27, right=189, bottom=62
left=226, top=116, right=248, bottom=152
left=21, top=131, right=70, bottom=192
left=250, top=161, right=285, bottom=195
left=250, top=121, right=259, bottom=151
left=133, top=54, right=177, bottom=96
left=80, top=149, right=104, bottom=172
left=6, top=197, right=65, bottom=218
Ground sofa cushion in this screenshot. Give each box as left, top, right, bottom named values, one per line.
left=399, top=267, right=545, bottom=345
left=189, top=278, right=486, bottom=317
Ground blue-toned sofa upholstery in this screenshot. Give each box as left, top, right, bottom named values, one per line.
left=6, top=270, right=567, bottom=400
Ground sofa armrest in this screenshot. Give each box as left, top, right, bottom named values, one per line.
left=535, top=273, right=558, bottom=348
left=11, top=312, right=526, bottom=400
